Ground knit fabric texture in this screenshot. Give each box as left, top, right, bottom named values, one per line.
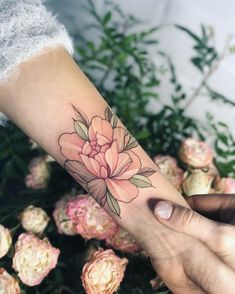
left=0, top=0, right=74, bottom=125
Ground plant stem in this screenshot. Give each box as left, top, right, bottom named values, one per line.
left=184, top=36, right=232, bottom=110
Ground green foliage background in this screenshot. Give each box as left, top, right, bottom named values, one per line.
left=0, top=1, right=235, bottom=293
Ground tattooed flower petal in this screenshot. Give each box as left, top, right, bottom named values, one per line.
left=106, top=179, right=138, bottom=202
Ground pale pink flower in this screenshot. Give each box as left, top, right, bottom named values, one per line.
left=81, top=249, right=128, bottom=294
left=182, top=170, right=213, bottom=196
left=13, top=233, right=60, bottom=286
left=59, top=113, right=154, bottom=209
left=53, top=195, right=77, bottom=235
left=179, top=138, right=214, bottom=168
left=153, top=155, right=184, bottom=189
left=0, top=268, right=21, bottom=294
left=66, top=194, right=119, bottom=240
left=106, top=226, right=142, bottom=254
left=19, top=205, right=49, bottom=235
left=0, top=225, right=12, bottom=258
left=25, top=156, right=50, bottom=189
left=214, top=177, right=235, bottom=193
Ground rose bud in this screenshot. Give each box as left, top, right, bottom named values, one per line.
left=106, top=226, right=142, bottom=254
left=19, top=205, right=49, bottom=235
left=53, top=195, right=77, bottom=235
left=0, top=268, right=21, bottom=294
left=153, top=155, right=184, bottom=189
left=13, top=233, right=60, bottom=286
left=179, top=138, right=214, bottom=168
left=0, top=225, right=12, bottom=258
left=66, top=194, right=119, bottom=240
left=25, top=156, right=50, bottom=189
left=182, top=170, right=213, bottom=196
left=81, top=249, right=128, bottom=294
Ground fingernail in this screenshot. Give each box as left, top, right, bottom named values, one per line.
left=154, top=201, right=173, bottom=220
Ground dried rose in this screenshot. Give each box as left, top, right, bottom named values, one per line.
left=53, top=195, right=77, bottom=235
left=0, top=225, right=12, bottom=258
left=0, top=268, right=20, bottom=294
left=19, top=205, right=49, bottom=234
left=25, top=156, right=50, bottom=189
left=81, top=249, right=128, bottom=294
left=153, top=155, right=184, bottom=189
left=182, top=170, right=213, bottom=196
left=106, top=226, right=142, bottom=254
left=179, top=138, right=214, bottom=168
left=66, top=194, right=119, bottom=240
left=13, top=233, right=60, bottom=286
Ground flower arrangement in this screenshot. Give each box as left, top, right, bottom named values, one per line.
left=0, top=1, right=235, bottom=293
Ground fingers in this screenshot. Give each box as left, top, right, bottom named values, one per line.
left=184, top=243, right=235, bottom=294
left=153, top=235, right=235, bottom=294
left=154, top=200, right=219, bottom=246
left=187, top=194, right=235, bottom=223
left=154, top=200, right=235, bottom=270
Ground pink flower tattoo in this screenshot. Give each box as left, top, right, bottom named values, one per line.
left=58, top=106, right=155, bottom=217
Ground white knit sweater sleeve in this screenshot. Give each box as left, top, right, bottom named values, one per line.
left=0, top=0, right=74, bottom=125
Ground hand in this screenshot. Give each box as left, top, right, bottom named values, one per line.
left=152, top=194, right=235, bottom=293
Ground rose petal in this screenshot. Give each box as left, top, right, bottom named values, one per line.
left=110, top=153, right=132, bottom=178
left=80, top=155, right=102, bottom=177
left=106, top=178, right=138, bottom=202
left=87, top=178, right=107, bottom=200
left=65, top=160, right=96, bottom=182
left=59, top=132, right=85, bottom=161
left=88, top=117, right=113, bottom=144
left=113, top=127, right=128, bottom=151
left=113, top=150, right=141, bottom=180
left=104, top=141, right=119, bottom=175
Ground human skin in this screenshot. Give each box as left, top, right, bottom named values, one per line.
left=154, top=194, right=235, bottom=293
left=0, top=47, right=217, bottom=293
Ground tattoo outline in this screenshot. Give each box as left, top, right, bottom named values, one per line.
left=58, top=106, right=155, bottom=217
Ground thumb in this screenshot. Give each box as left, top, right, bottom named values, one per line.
left=154, top=200, right=218, bottom=245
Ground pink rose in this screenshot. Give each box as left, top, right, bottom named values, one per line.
left=66, top=194, right=119, bottom=240
left=0, top=225, right=12, bottom=258
left=53, top=195, right=77, bottom=235
left=106, top=226, right=142, bottom=254
left=214, top=177, right=235, bottom=193
left=25, top=156, right=50, bottom=189
left=81, top=249, right=128, bottom=294
left=153, top=155, right=184, bottom=189
left=13, top=233, right=60, bottom=286
left=59, top=107, right=155, bottom=215
left=0, top=268, right=21, bottom=294
left=179, top=138, right=214, bottom=168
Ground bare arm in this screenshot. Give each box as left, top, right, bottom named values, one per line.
left=0, top=46, right=188, bottom=261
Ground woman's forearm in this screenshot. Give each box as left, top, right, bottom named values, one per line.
left=0, top=47, right=188, bottom=251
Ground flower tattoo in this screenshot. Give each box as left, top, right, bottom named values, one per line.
left=58, top=106, right=155, bottom=217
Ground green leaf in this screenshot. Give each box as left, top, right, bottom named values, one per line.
left=175, top=25, right=202, bottom=43
left=138, top=167, right=156, bottom=177
left=129, top=174, right=152, bottom=188
left=72, top=105, right=89, bottom=126
left=0, top=150, right=9, bottom=161
left=110, top=114, right=118, bottom=128
left=125, top=136, right=138, bottom=150
left=103, top=12, right=112, bottom=25
left=104, top=107, right=113, bottom=121
left=107, top=191, right=121, bottom=217
left=74, top=120, right=89, bottom=141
